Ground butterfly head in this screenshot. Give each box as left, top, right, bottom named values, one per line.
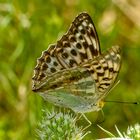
left=96, top=100, right=105, bottom=110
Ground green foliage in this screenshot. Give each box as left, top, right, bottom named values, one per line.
left=0, top=0, right=140, bottom=139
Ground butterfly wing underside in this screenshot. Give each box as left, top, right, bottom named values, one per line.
left=32, top=12, right=121, bottom=113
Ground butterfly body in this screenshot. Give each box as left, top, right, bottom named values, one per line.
left=32, top=13, right=121, bottom=113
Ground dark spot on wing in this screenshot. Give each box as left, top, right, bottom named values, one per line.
left=50, top=67, right=56, bottom=73
left=103, top=77, right=110, bottom=81
left=71, top=49, right=77, bottom=56
left=39, top=73, right=46, bottom=79
left=100, top=83, right=110, bottom=86
left=64, top=42, right=70, bottom=48
left=53, top=61, right=58, bottom=66
left=89, top=28, right=95, bottom=38
left=69, top=59, right=77, bottom=67
left=62, top=52, right=68, bottom=59
left=97, top=72, right=104, bottom=76
left=80, top=52, right=87, bottom=59
left=89, top=45, right=98, bottom=56
left=81, top=29, right=85, bottom=34
left=90, top=69, right=95, bottom=73
left=96, top=66, right=101, bottom=70
left=109, top=68, right=113, bottom=72
left=42, top=63, right=48, bottom=70
left=73, top=29, right=78, bottom=34
left=46, top=56, right=51, bottom=63
left=70, top=36, right=76, bottom=42
left=79, top=35, right=83, bottom=40
left=76, top=43, right=82, bottom=49
left=82, top=42, right=88, bottom=49
left=104, top=66, right=108, bottom=70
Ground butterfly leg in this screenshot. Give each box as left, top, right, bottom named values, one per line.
left=81, top=113, right=92, bottom=131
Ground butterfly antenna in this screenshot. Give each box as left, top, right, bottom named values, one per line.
left=104, top=100, right=139, bottom=104
left=105, top=79, right=139, bottom=105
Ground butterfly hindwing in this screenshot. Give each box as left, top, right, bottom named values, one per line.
left=82, top=45, right=121, bottom=99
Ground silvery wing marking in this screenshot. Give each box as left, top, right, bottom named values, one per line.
left=33, top=46, right=121, bottom=113
left=32, top=12, right=101, bottom=91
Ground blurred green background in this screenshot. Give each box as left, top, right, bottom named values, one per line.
left=0, top=0, right=140, bottom=139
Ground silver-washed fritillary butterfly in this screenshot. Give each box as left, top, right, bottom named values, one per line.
left=32, top=12, right=121, bottom=113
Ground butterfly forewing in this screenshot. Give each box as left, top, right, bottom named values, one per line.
left=56, top=13, right=101, bottom=66
left=32, top=12, right=101, bottom=90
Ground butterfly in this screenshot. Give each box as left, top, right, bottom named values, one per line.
left=32, top=12, right=121, bottom=113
